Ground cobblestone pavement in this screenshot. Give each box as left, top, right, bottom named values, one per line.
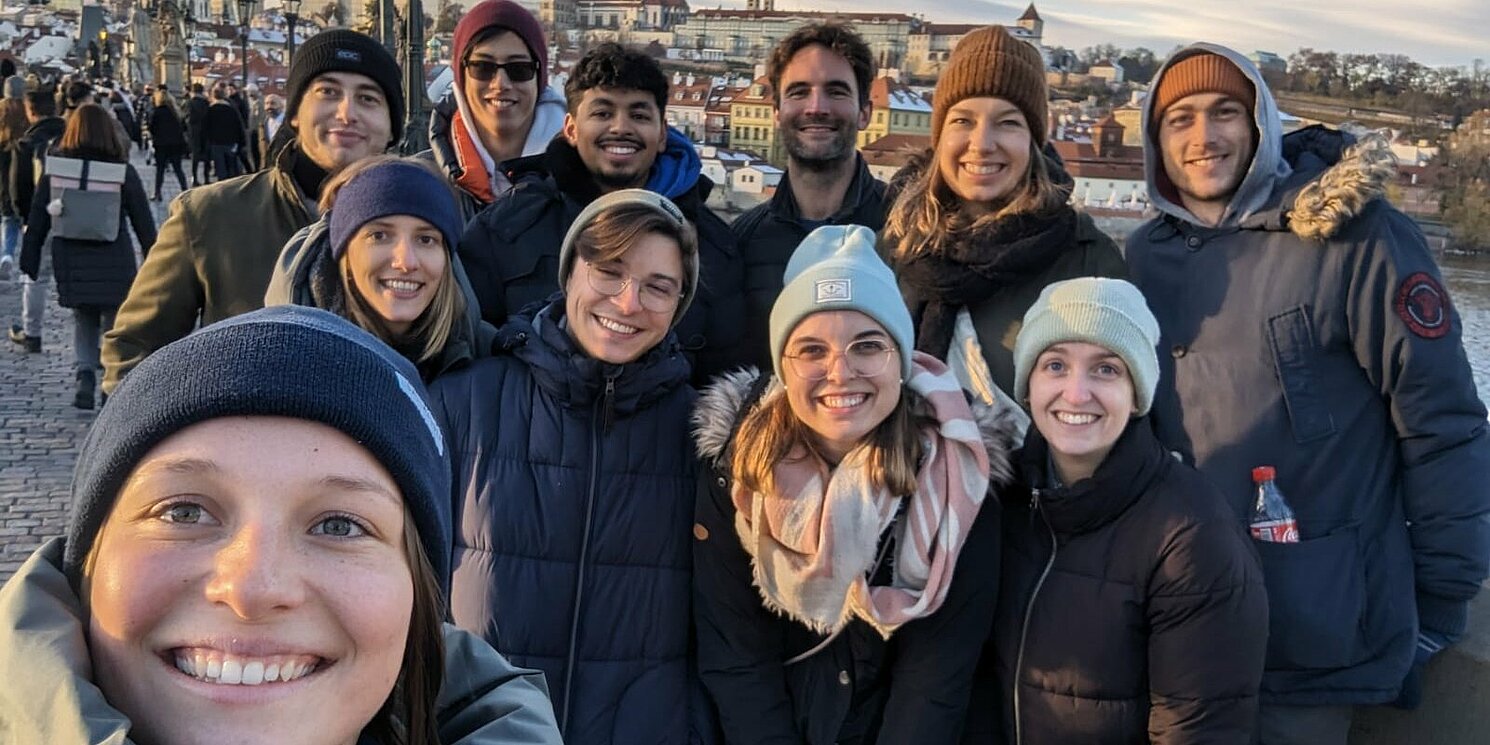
left=0, top=146, right=182, bottom=584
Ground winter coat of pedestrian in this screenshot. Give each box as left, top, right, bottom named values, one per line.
left=881, top=26, right=1126, bottom=425
left=458, top=131, right=748, bottom=386
left=1126, top=44, right=1490, bottom=713
left=0, top=305, right=564, bottom=745
left=981, top=277, right=1267, bottom=745
left=184, top=90, right=210, bottom=182
left=265, top=156, right=494, bottom=381
left=204, top=99, right=245, bottom=180
left=18, top=104, right=157, bottom=409
left=432, top=190, right=711, bottom=745
left=692, top=225, right=1012, bottom=745
left=147, top=90, right=188, bottom=199
left=8, top=112, right=65, bottom=220
left=730, top=153, right=887, bottom=371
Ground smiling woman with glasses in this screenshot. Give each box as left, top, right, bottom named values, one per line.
left=428, top=190, right=713, bottom=745
left=692, top=224, right=1017, bottom=744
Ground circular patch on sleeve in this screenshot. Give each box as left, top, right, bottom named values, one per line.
left=1394, top=272, right=1452, bottom=339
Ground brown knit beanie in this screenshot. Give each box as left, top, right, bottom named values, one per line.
left=1151, top=52, right=1256, bottom=124
left=932, top=25, right=1048, bottom=148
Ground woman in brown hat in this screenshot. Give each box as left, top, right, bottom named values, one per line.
left=882, top=25, right=1127, bottom=433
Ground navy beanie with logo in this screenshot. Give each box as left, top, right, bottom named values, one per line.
left=63, top=306, right=452, bottom=598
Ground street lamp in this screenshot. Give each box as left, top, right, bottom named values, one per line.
left=236, top=0, right=255, bottom=88
left=284, top=0, right=301, bottom=64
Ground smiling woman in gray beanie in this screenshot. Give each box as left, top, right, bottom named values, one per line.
left=692, top=224, right=1019, bottom=744
left=0, top=305, right=563, bottom=745
left=975, top=276, right=1268, bottom=744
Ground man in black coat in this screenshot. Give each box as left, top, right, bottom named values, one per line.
left=204, top=84, right=246, bottom=181
left=6, top=90, right=65, bottom=353
left=729, top=23, right=887, bottom=369
left=184, top=82, right=210, bottom=185
left=457, top=43, right=747, bottom=385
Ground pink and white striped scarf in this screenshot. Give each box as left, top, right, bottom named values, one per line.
left=731, top=352, right=992, bottom=638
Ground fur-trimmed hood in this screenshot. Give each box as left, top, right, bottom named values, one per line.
left=691, top=367, right=1019, bottom=491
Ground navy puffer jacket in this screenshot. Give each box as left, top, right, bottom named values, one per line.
left=429, top=299, right=704, bottom=745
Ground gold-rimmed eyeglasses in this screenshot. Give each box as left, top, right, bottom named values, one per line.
left=584, top=260, right=684, bottom=314
left=782, top=339, right=897, bottom=381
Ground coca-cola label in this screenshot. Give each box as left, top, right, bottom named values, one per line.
left=1251, top=518, right=1300, bottom=543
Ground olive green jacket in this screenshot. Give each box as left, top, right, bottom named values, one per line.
left=101, top=146, right=316, bottom=394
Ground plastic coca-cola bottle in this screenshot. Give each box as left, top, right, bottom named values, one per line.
left=1250, top=466, right=1299, bottom=543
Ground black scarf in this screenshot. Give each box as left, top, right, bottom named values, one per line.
left=896, top=206, right=1078, bottom=358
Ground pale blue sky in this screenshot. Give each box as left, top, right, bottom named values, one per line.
left=709, top=0, right=1488, bottom=69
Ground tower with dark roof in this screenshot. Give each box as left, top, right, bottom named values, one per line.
left=1017, top=3, right=1043, bottom=42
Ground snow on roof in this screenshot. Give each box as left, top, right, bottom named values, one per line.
left=885, top=85, right=930, bottom=112
left=23, top=36, right=73, bottom=65
left=746, top=164, right=783, bottom=174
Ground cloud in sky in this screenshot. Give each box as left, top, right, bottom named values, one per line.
left=710, top=0, right=1487, bottom=68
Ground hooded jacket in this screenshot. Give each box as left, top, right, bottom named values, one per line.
left=984, top=418, right=1267, bottom=745
left=425, top=84, right=567, bottom=219
left=456, top=130, right=748, bottom=386
left=101, top=142, right=318, bottom=394
left=692, top=369, right=1015, bottom=745
left=730, top=155, right=888, bottom=371
left=8, top=114, right=65, bottom=219
left=429, top=300, right=707, bottom=745
left=263, top=217, right=496, bottom=381
left=1127, top=43, right=1490, bottom=706
left=18, top=158, right=157, bottom=308
left=0, top=538, right=565, bottom=745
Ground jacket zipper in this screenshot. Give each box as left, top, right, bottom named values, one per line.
left=1013, top=488, right=1058, bottom=745
left=558, top=374, right=616, bottom=736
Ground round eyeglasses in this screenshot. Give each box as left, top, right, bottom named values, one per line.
left=782, top=339, right=898, bottom=381
left=584, top=261, right=684, bottom=314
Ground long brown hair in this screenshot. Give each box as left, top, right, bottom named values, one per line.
left=732, top=384, right=935, bottom=497
left=321, top=155, right=466, bottom=364
left=0, top=99, right=28, bottom=149
left=881, top=137, right=1067, bottom=261
left=363, top=509, right=444, bottom=745
left=59, top=102, right=126, bottom=162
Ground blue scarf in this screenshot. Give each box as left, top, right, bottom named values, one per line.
left=645, top=127, right=701, bottom=200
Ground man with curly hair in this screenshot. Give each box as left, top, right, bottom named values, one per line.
left=457, top=42, right=746, bottom=385
left=1127, top=43, right=1490, bottom=744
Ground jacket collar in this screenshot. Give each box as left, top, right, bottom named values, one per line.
left=1019, top=417, right=1170, bottom=536
left=541, top=136, right=713, bottom=218
left=767, top=154, right=882, bottom=225
left=497, top=299, right=692, bottom=413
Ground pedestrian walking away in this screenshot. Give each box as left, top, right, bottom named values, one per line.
left=0, top=305, right=564, bottom=745
left=6, top=88, right=65, bottom=353
left=0, top=75, right=29, bottom=281
left=432, top=189, right=710, bottom=745
left=1126, top=43, right=1490, bottom=743
left=147, top=88, right=189, bottom=200
left=693, top=224, right=1016, bottom=744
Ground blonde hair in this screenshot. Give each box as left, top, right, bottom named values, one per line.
left=731, top=385, right=933, bottom=497
left=322, top=155, right=466, bottom=365
left=882, top=138, right=1067, bottom=261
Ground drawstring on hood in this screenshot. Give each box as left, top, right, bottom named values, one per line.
left=1142, top=44, right=1291, bottom=229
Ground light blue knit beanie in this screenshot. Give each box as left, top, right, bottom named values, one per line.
left=1013, top=277, right=1161, bottom=415
left=769, top=224, right=914, bottom=382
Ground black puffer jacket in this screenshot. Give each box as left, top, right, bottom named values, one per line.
left=457, top=137, right=749, bottom=386
left=980, top=418, right=1267, bottom=745
left=730, top=155, right=887, bottom=370
left=18, top=157, right=157, bottom=308
left=8, top=115, right=65, bottom=219
left=693, top=369, right=1016, bottom=745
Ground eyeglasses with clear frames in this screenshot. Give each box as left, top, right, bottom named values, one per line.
left=782, top=339, right=898, bottom=381
left=584, top=260, right=684, bottom=314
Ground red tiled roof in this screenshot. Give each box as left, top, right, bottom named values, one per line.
left=693, top=9, right=916, bottom=22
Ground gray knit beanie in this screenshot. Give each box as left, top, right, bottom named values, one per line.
left=770, top=224, right=914, bottom=382
left=557, top=188, right=699, bottom=325
left=1013, top=277, right=1161, bottom=415
left=2, top=75, right=24, bottom=100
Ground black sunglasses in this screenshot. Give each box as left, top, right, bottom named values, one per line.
left=465, top=60, right=539, bottom=83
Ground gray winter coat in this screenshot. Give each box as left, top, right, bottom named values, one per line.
left=0, top=538, right=564, bottom=744
left=1126, top=43, right=1490, bottom=706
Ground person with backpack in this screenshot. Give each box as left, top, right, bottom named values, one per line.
left=18, top=103, right=156, bottom=409
left=6, top=88, right=64, bottom=353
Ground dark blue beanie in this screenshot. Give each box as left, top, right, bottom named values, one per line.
left=328, top=161, right=463, bottom=261
left=64, top=306, right=452, bottom=600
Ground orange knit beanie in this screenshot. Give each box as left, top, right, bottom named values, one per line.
left=1151, top=52, right=1255, bottom=123
left=932, top=25, right=1049, bottom=147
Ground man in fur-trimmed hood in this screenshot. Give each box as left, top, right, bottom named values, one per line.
left=1127, top=43, right=1490, bottom=744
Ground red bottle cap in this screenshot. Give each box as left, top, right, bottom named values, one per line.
left=1252, top=466, right=1276, bottom=482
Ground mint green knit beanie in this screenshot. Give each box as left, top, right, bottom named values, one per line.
left=1013, top=277, right=1161, bottom=415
